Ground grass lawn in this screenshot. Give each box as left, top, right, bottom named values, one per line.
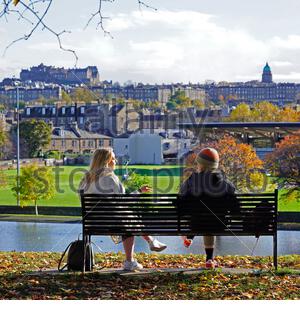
left=0, top=252, right=299, bottom=299
left=0, top=165, right=298, bottom=211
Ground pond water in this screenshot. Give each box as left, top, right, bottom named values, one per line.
left=0, top=221, right=299, bottom=256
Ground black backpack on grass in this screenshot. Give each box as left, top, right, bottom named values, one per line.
left=58, top=239, right=94, bottom=272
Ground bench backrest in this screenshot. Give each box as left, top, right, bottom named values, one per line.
left=80, top=191, right=277, bottom=236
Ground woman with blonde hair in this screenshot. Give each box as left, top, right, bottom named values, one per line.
left=79, top=148, right=167, bottom=271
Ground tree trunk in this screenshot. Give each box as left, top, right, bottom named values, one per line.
left=35, top=200, right=38, bottom=216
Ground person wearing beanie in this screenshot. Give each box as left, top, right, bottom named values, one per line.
left=179, top=147, right=239, bottom=269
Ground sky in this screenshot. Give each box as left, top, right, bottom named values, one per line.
left=1, top=0, right=300, bottom=84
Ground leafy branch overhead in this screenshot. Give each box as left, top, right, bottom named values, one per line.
left=1, top=0, right=157, bottom=65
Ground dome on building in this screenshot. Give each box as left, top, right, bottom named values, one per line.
left=262, top=62, right=273, bottom=83
left=263, top=62, right=271, bottom=72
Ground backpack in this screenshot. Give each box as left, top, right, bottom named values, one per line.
left=58, top=239, right=95, bottom=272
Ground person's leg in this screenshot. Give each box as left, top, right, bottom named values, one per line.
left=122, top=236, right=143, bottom=271
left=142, top=235, right=167, bottom=252
left=142, top=235, right=153, bottom=242
left=203, top=235, right=215, bottom=262
left=122, top=236, right=135, bottom=262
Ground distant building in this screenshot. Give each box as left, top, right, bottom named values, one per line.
left=22, top=101, right=139, bottom=136
left=108, top=103, right=140, bottom=136
left=48, top=123, right=112, bottom=154
left=20, top=64, right=100, bottom=85
left=262, top=62, right=273, bottom=83
left=202, top=63, right=300, bottom=106
left=0, top=85, right=62, bottom=105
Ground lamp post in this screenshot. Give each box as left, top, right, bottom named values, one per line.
left=15, top=81, right=20, bottom=206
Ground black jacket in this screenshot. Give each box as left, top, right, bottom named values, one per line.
left=178, top=170, right=240, bottom=231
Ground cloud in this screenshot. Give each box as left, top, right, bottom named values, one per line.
left=2, top=10, right=300, bottom=83
left=272, top=61, right=293, bottom=67
left=274, top=72, right=300, bottom=81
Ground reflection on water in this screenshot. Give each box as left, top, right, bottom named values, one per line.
left=0, top=221, right=299, bottom=256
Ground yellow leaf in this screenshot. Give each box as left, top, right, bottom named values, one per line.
left=13, top=0, right=20, bottom=6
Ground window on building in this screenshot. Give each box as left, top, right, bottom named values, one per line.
left=71, top=107, right=75, bottom=114
left=42, top=108, right=46, bottom=115
left=81, top=107, right=85, bottom=114
left=62, top=107, right=65, bottom=115
left=26, top=108, right=30, bottom=115
left=109, top=139, right=113, bottom=147
left=88, top=140, right=93, bottom=147
left=72, top=140, right=77, bottom=147
left=61, top=140, right=65, bottom=147
left=52, top=141, right=55, bottom=147
left=99, top=139, right=103, bottom=147
left=52, top=108, right=56, bottom=115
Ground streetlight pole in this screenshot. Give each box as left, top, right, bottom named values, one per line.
left=16, top=83, right=20, bottom=206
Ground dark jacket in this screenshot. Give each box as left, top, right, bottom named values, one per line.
left=178, top=170, right=240, bottom=231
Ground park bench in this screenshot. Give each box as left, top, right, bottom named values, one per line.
left=80, top=190, right=278, bottom=272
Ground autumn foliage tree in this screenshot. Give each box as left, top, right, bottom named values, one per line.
left=189, top=135, right=264, bottom=192
left=226, top=103, right=251, bottom=122
left=227, top=102, right=300, bottom=122
left=265, top=131, right=300, bottom=201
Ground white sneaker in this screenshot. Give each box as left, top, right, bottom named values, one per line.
left=123, top=260, right=143, bottom=271
left=149, top=239, right=167, bottom=252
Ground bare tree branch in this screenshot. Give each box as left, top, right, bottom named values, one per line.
left=84, top=0, right=115, bottom=39
left=0, top=0, right=157, bottom=66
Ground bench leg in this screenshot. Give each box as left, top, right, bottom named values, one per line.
left=273, top=233, right=278, bottom=271
left=83, top=235, right=86, bottom=273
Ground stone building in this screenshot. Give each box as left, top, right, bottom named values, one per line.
left=48, top=123, right=112, bottom=154
left=20, top=64, right=100, bottom=85
left=202, top=63, right=300, bottom=106
left=0, top=85, right=62, bottom=105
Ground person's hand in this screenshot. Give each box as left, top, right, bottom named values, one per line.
left=139, top=185, right=152, bottom=193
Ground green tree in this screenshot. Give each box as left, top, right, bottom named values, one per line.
left=61, top=90, right=72, bottom=104
left=0, top=121, right=6, bottom=159
left=166, top=100, right=177, bottom=110
left=70, top=88, right=96, bottom=103
left=19, top=120, right=51, bottom=157
left=0, top=169, right=7, bottom=188
left=12, top=164, right=55, bottom=215
left=227, top=103, right=251, bottom=122
left=251, top=101, right=279, bottom=121
left=193, top=99, right=205, bottom=109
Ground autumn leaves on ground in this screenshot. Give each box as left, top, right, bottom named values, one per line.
left=0, top=252, right=299, bottom=300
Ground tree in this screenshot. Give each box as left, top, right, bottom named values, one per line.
left=265, top=131, right=300, bottom=201
left=70, top=88, right=97, bottom=103
left=0, top=120, right=6, bottom=159
left=19, top=120, right=51, bottom=157
left=12, top=164, right=55, bottom=215
left=227, top=103, right=251, bottom=122
left=193, top=99, right=205, bottom=109
left=0, top=169, right=7, bottom=188
left=277, top=107, right=300, bottom=122
left=192, top=135, right=264, bottom=192
left=61, top=90, right=72, bottom=105
left=251, top=101, right=279, bottom=122
left=166, top=100, right=177, bottom=110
